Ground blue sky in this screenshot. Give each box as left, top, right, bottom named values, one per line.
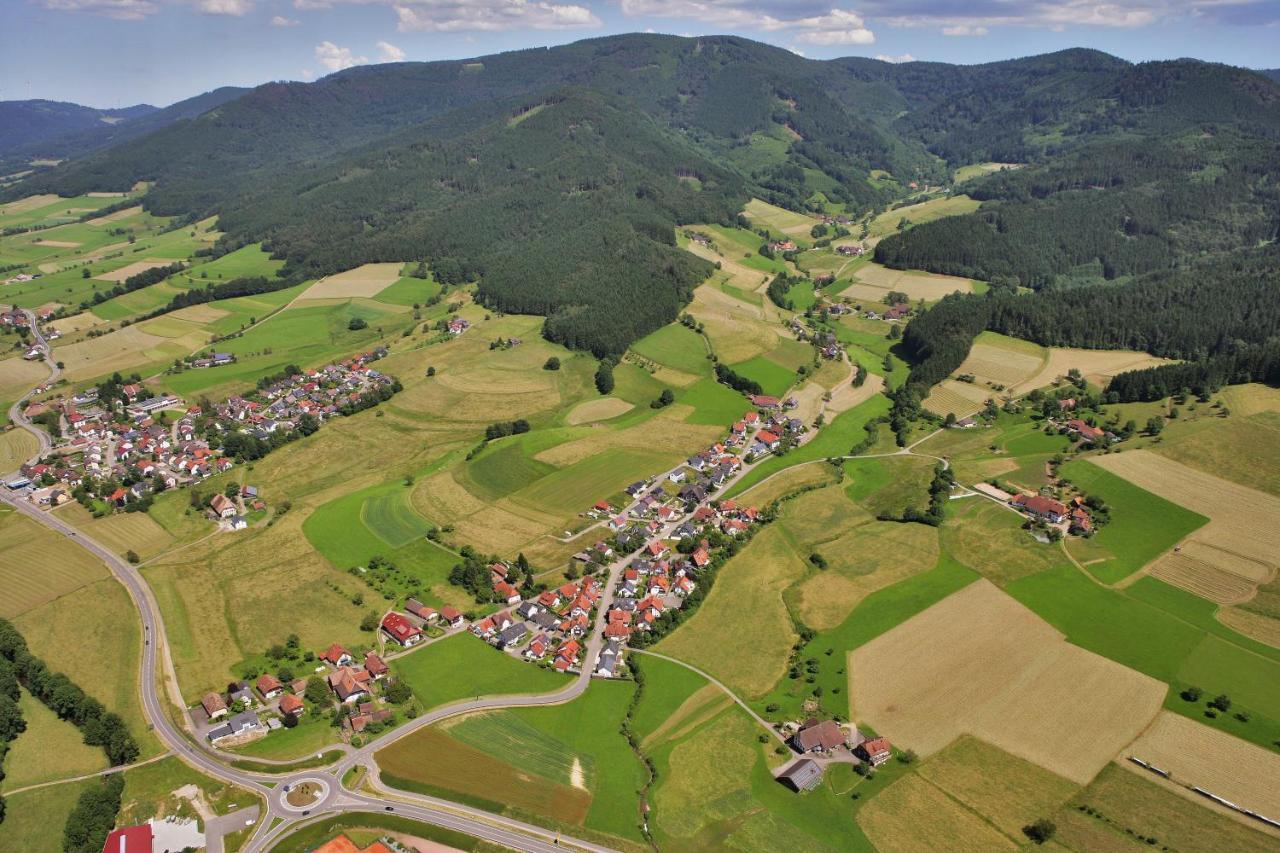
left=4, top=0, right=1279, bottom=106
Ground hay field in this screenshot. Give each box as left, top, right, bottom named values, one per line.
left=32, top=239, right=81, bottom=248
left=922, top=379, right=989, bottom=418
left=1091, top=451, right=1280, bottom=603
left=1017, top=346, right=1174, bottom=392
left=44, top=311, right=106, bottom=335
left=0, top=356, right=52, bottom=406
left=86, top=205, right=142, bottom=225
left=1124, top=710, right=1280, bottom=828
left=64, top=505, right=176, bottom=561
left=1218, top=607, right=1280, bottom=648
left=0, top=509, right=109, bottom=618
left=0, top=429, right=37, bottom=471
left=868, top=195, right=981, bottom=239
left=953, top=333, right=1046, bottom=388
left=851, top=262, right=974, bottom=301
left=1156, top=411, right=1280, bottom=498
left=298, top=263, right=402, bottom=300
left=0, top=194, right=59, bottom=216
left=737, top=463, right=837, bottom=507
left=55, top=323, right=206, bottom=382
left=743, top=198, right=819, bottom=237
left=795, top=521, right=940, bottom=630
left=849, top=580, right=1166, bottom=783
left=655, top=524, right=806, bottom=699
left=93, top=258, right=171, bottom=282
left=687, top=280, right=780, bottom=364
left=858, top=773, right=1018, bottom=853
left=565, top=397, right=633, bottom=425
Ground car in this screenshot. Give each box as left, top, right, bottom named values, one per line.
left=302, top=810, right=310, bottom=816
left=384, top=806, right=394, bottom=811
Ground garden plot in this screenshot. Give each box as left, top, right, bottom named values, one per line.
left=849, top=579, right=1165, bottom=784
left=1092, top=451, right=1280, bottom=604
left=298, top=262, right=402, bottom=300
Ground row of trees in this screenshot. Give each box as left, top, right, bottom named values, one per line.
left=78, top=261, right=186, bottom=310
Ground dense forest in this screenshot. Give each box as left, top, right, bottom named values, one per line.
left=8, top=35, right=1280, bottom=357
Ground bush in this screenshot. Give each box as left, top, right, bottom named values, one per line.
left=348, top=316, right=368, bottom=331
left=1023, top=819, right=1056, bottom=844
left=1180, top=686, right=1203, bottom=702
left=543, top=357, right=561, bottom=371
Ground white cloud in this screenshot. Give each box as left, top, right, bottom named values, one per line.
left=874, top=52, right=914, bottom=62
left=393, top=0, right=601, bottom=32
left=377, top=39, right=406, bottom=60
left=197, top=0, right=251, bottom=13
left=315, top=40, right=368, bottom=70
left=301, top=68, right=315, bottom=80
left=619, top=2, right=875, bottom=44
left=941, top=24, right=987, bottom=36
left=270, top=14, right=300, bottom=25
left=40, top=0, right=158, bottom=19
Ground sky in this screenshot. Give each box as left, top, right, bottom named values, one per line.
left=3, top=0, right=1279, bottom=107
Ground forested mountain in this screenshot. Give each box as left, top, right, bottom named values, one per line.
left=0, top=88, right=247, bottom=174
left=8, top=35, right=1279, bottom=359
left=0, top=100, right=155, bottom=155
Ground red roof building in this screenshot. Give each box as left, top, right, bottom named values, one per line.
left=1011, top=493, right=1068, bottom=522
left=102, top=824, right=153, bottom=853
left=381, top=612, right=423, bottom=646
left=279, top=693, right=304, bottom=717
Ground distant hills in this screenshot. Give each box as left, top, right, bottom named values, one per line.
left=8, top=35, right=1279, bottom=357
left=0, top=87, right=247, bottom=173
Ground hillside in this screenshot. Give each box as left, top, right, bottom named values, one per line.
left=9, top=35, right=1280, bottom=359
left=0, top=99, right=155, bottom=154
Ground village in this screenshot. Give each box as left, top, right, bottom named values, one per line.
left=4, top=347, right=400, bottom=528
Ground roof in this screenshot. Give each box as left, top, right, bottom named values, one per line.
left=778, top=757, right=824, bottom=790
left=862, top=736, right=892, bottom=756
left=256, top=674, right=281, bottom=693
left=103, top=824, right=154, bottom=853
left=364, top=651, right=389, bottom=675
left=279, top=693, right=304, bottom=714
left=795, top=719, right=845, bottom=752
left=1012, top=493, right=1068, bottom=517
left=381, top=612, right=422, bottom=642
left=320, top=643, right=350, bottom=664
left=201, top=692, right=226, bottom=715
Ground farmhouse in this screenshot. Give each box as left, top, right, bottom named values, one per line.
left=364, top=651, right=389, bottom=679
left=209, top=493, right=237, bottom=519
left=405, top=598, right=438, bottom=622
left=278, top=693, right=304, bottom=718
left=777, top=758, right=825, bottom=792
left=201, top=692, right=228, bottom=721
left=857, top=736, right=893, bottom=766
left=255, top=674, right=283, bottom=700
left=1066, top=418, right=1107, bottom=444
left=440, top=606, right=465, bottom=628
left=328, top=667, right=372, bottom=704
left=1011, top=493, right=1068, bottom=523
left=793, top=718, right=848, bottom=754
left=381, top=612, right=424, bottom=646
left=749, top=394, right=781, bottom=410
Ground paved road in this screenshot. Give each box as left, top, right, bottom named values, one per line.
left=6, top=308, right=57, bottom=465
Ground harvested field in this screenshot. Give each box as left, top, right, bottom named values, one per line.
left=0, top=510, right=108, bottom=618
left=1123, top=711, right=1280, bottom=833
left=0, top=429, right=38, bottom=472
left=823, top=368, right=883, bottom=416
left=953, top=334, right=1045, bottom=388
left=743, top=198, right=819, bottom=237
left=1, top=194, right=59, bottom=214
left=169, top=303, right=230, bottom=324
left=31, top=240, right=81, bottom=248
left=858, top=773, right=1017, bottom=853
left=565, top=397, right=633, bottom=425
left=45, top=311, right=105, bottom=335
left=1017, top=346, right=1174, bottom=393
left=687, top=279, right=779, bottom=364
left=94, top=259, right=171, bottom=282
left=795, top=521, right=939, bottom=630
left=55, top=323, right=206, bottom=381
left=1091, top=451, right=1280, bottom=602
left=851, top=263, right=974, bottom=301
left=922, top=379, right=988, bottom=418
left=849, top=580, right=1166, bottom=783
left=1217, top=607, right=1280, bottom=648
left=86, top=205, right=142, bottom=225
left=1157, top=411, right=1280, bottom=498
left=298, top=263, right=401, bottom=300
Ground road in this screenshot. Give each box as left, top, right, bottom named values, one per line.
left=0, top=306, right=848, bottom=851
left=6, top=308, right=57, bottom=464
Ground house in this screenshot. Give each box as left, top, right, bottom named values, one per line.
left=883, top=304, right=910, bottom=321
left=515, top=600, right=541, bottom=620
left=494, top=580, right=521, bottom=605
left=278, top=693, right=305, bottom=718
left=320, top=643, right=354, bottom=667
left=207, top=710, right=261, bottom=743
left=381, top=612, right=424, bottom=646
left=447, top=317, right=470, bottom=335
left=102, top=823, right=155, bottom=853
left=201, top=692, right=228, bottom=721
left=227, top=681, right=255, bottom=707
left=328, top=668, right=371, bottom=704
left=209, top=493, right=236, bottom=519
left=1069, top=507, right=1093, bottom=535
left=1066, top=418, right=1106, bottom=444
left=755, top=429, right=781, bottom=450
left=525, top=634, right=550, bottom=660
left=1011, top=493, right=1068, bottom=524
left=857, top=736, right=893, bottom=766
left=645, top=540, right=669, bottom=560
left=771, top=240, right=797, bottom=252
left=595, top=640, right=623, bottom=677
left=363, top=651, right=389, bottom=679
left=255, top=674, right=283, bottom=700
left=496, top=621, right=529, bottom=650
left=440, top=606, right=464, bottom=628
left=405, top=598, right=438, bottom=622
left=777, top=758, right=824, bottom=792
left=793, top=719, right=847, bottom=753
left=748, top=394, right=781, bottom=410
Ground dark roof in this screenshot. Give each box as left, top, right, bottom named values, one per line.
left=778, top=758, right=824, bottom=791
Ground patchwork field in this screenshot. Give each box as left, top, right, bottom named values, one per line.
left=1124, top=711, right=1280, bottom=829
left=1090, top=451, right=1279, bottom=604
left=850, top=580, right=1166, bottom=783
left=299, top=262, right=402, bottom=300
left=857, top=774, right=1017, bottom=853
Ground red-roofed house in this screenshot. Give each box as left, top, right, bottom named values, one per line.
left=320, top=644, right=353, bottom=667
left=102, top=823, right=153, bottom=853
left=256, top=673, right=283, bottom=699
left=440, top=606, right=464, bottom=627
left=381, top=612, right=423, bottom=646
left=857, top=736, right=893, bottom=766
left=494, top=580, right=521, bottom=604
left=1011, top=494, right=1068, bottom=523
left=363, top=651, right=389, bottom=679
left=279, top=693, right=304, bottom=718
left=1067, top=419, right=1106, bottom=443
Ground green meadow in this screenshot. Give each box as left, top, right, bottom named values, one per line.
left=392, top=633, right=564, bottom=710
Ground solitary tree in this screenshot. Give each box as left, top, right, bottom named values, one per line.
left=1023, top=820, right=1057, bottom=845
left=543, top=357, right=561, bottom=371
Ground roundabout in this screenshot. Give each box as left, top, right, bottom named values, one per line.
left=279, top=778, right=331, bottom=812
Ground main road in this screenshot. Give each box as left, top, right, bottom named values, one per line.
left=1, top=308, right=833, bottom=851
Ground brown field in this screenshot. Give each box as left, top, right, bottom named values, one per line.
left=0, top=509, right=109, bottom=618
left=686, top=279, right=780, bottom=364
left=917, top=735, right=1080, bottom=838
left=0, top=429, right=38, bottom=472
left=1150, top=553, right=1258, bottom=604
left=858, top=773, right=1018, bottom=853
left=922, top=379, right=989, bottom=418
left=824, top=369, right=883, bottom=417
left=1073, top=764, right=1277, bottom=852
left=44, top=311, right=107, bottom=336
left=1216, top=607, right=1280, bottom=648
left=1091, top=451, right=1280, bottom=602
left=0, top=356, right=52, bottom=406
left=168, top=303, right=230, bottom=324
left=1018, top=347, right=1174, bottom=393
left=376, top=728, right=591, bottom=825
left=564, top=397, right=634, bottom=425
left=533, top=409, right=716, bottom=467
left=94, top=259, right=173, bottom=282
left=0, top=194, right=59, bottom=215
left=737, top=462, right=838, bottom=507
left=55, top=323, right=206, bottom=382
left=58, top=503, right=176, bottom=560
left=298, top=263, right=402, bottom=300
left=955, top=339, right=1045, bottom=389
left=849, top=580, right=1166, bottom=784
left=86, top=205, right=142, bottom=225
left=31, top=240, right=81, bottom=248
left=795, top=521, right=939, bottom=630
left=1123, top=711, right=1280, bottom=829
left=851, top=262, right=974, bottom=300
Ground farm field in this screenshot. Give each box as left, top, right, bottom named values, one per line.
left=953, top=161, right=1022, bottom=183
left=867, top=194, right=980, bottom=238
left=564, top=396, right=633, bottom=424
left=391, top=633, right=564, bottom=711
left=844, top=261, right=974, bottom=303
left=1066, top=764, right=1277, bottom=852
left=1088, top=451, right=1279, bottom=600
left=1154, top=409, right=1280, bottom=497
left=1019, top=345, right=1174, bottom=392
left=0, top=688, right=108, bottom=791
left=0, top=778, right=90, bottom=853
left=921, top=378, right=990, bottom=418
left=1124, top=711, right=1280, bottom=828
left=0, top=426, right=38, bottom=472
left=378, top=681, right=644, bottom=844
left=858, top=772, right=1017, bottom=853
left=849, top=579, right=1166, bottom=783
left=0, top=507, right=108, bottom=618
left=743, top=197, right=821, bottom=238
left=299, top=262, right=402, bottom=300
left=940, top=496, right=1075, bottom=585
left=950, top=331, right=1045, bottom=389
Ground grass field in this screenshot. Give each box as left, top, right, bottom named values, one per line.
left=850, top=579, right=1166, bottom=783
left=629, top=323, right=710, bottom=375
left=859, top=772, right=1017, bottom=853
left=846, top=262, right=974, bottom=302
left=1155, top=410, right=1280, bottom=498
left=299, top=262, right=402, bottom=300
left=743, top=198, right=821, bottom=239
left=0, top=508, right=108, bottom=618
left=564, top=397, right=634, bottom=424
left=1, top=688, right=108, bottom=791
left=867, top=195, right=980, bottom=239
left=0, top=778, right=90, bottom=853
left=379, top=681, right=644, bottom=842
left=729, top=353, right=798, bottom=398
left=0, top=427, right=38, bottom=472
left=953, top=162, right=1022, bottom=183
left=362, top=488, right=434, bottom=548
left=391, top=633, right=564, bottom=711
left=940, top=497, right=1074, bottom=585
